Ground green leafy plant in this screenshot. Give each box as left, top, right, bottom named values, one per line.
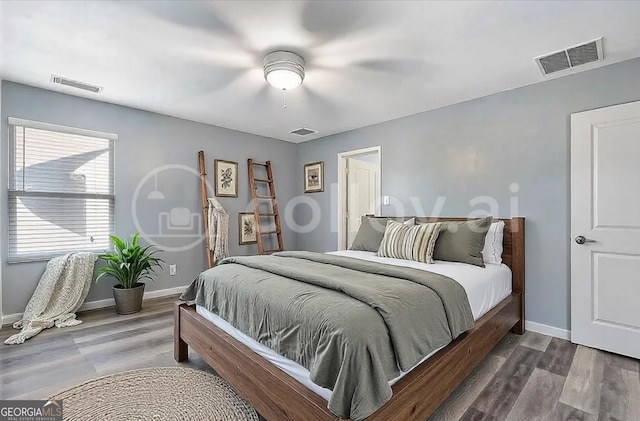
left=96, top=233, right=164, bottom=289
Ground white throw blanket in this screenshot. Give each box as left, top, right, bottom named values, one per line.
left=5, top=252, right=97, bottom=345
left=208, top=198, right=229, bottom=264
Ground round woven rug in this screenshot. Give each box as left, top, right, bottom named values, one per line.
left=50, top=367, right=259, bottom=421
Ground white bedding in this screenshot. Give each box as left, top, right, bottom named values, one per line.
left=196, top=251, right=512, bottom=402
left=328, top=250, right=512, bottom=320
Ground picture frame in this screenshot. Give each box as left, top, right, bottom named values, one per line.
left=214, top=159, right=238, bottom=197
left=303, top=161, right=324, bottom=193
left=238, top=212, right=257, bottom=245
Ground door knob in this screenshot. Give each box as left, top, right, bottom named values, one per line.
left=575, top=235, right=596, bottom=245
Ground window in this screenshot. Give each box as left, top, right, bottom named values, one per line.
left=8, top=118, right=116, bottom=262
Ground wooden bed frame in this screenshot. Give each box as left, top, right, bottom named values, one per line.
left=174, top=217, right=525, bottom=420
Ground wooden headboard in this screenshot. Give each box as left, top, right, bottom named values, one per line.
left=367, top=216, right=525, bottom=332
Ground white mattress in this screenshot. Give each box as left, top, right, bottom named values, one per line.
left=196, top=251, right=512, bottom=402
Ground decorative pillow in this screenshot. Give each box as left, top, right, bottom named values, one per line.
left=433, top=217, right=492, bottom=267
left=482, top=221, right=505, bottom=265
left=350, top=217, right=415, bottom=252
left=377, top=220, right=442, bottom=263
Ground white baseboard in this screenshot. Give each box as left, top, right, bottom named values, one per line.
left=525, top=320, right=571, bottom=340
left=2, top=313, right=22, bottom=326
left=2, top=292, right=572, bottom=343
left=1, top=285, right=186, bottom=327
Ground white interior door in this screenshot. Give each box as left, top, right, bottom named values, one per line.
left=346, top=158, right=379, bottom=247
left=571, top=100, right=640, bottom=359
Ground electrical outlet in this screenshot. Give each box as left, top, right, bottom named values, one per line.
left=383, top=196, right=390, bottom=205
left=169, top=264, right=177, bottom=276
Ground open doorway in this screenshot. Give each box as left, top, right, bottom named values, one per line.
left=337, top=146, right=381, bottom=250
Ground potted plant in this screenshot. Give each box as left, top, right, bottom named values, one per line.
left=96, top=233, right=163, bottom=315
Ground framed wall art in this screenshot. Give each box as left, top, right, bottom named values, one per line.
left=303, top=161, right=324, bottom=193
left=214, top=159, right=238, bottom=197
left=238, top=212, right=257, bottom=245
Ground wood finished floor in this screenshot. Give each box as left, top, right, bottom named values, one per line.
left=1, top=296, right=639, bottom=420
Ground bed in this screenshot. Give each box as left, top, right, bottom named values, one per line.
left=174, top=216, right=525, bottom=421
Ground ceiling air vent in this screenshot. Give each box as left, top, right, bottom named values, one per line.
left=50, top=75, right=103, bottom=93
left=290, top=128, right=317, bottom=136
left=535, top=38, right=603, bottom=76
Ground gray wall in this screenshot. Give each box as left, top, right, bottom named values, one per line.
left=1, top=81, right=297, bottom=316
left=0, top=80, right=3, bottom=324
left=295, top=57, right=640, bottom=331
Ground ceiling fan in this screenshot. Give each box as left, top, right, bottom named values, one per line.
left=123, top=1, right=431, bottom=108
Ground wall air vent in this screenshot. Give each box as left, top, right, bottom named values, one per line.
left=50, top=75, right=103, bottom=93
left=535, top=37, right=603, bottom=76
left=290, top=128, right=317, bottom=136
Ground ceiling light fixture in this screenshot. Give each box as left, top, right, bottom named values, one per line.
left=263, top=51, right=305, bottom=91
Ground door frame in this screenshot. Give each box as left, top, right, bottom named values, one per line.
left=337, top=146, right=382, bottom=250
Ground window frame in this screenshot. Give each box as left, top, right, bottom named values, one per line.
left=7, top=118, right=117, bottom=263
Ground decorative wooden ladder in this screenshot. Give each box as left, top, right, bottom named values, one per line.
left=198, top=151, right=214, bottom=268
left=248, top=159, right=285, bottom=254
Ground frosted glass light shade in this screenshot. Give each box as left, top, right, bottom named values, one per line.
left=265, top=69, right=303, bottom=90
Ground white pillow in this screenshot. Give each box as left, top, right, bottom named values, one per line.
left=482, top=221, right=505, bottom=265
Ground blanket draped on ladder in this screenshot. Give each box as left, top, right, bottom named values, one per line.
left=5, top=252, right=97, bottom=345
left=208, top=198, right=229, bottom=265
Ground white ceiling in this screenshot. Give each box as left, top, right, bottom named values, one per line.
left=1, top=1, right=640, bottom=143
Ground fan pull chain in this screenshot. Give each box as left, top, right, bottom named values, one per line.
left=282, top=89, right=287, bottom=109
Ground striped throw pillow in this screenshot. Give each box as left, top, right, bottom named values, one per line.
left=377, top=220, right=443, bottom=263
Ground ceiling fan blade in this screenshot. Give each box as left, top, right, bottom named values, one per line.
left=300, top=85, right=336, bottom=113
left=170, top=68, right=254, bottom=106
left=125, top=1, right=241, bottom=40
left=175, top=45, right=257, bottom=69
left=351, top=58, right=431, bottom=78
left=300, top=1, right=386, bottom=46
left=248, top=84, right=275, bottom=106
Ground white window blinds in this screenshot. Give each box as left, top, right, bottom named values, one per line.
left=8, top=118, right=116, bottom=262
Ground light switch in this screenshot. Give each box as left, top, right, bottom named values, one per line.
left=169, top=264, right=177, bottom=276
left=383, top=196, right=390, bottom=205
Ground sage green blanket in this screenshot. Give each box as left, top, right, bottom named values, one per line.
left=182, top=251, right=474, bottom=420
